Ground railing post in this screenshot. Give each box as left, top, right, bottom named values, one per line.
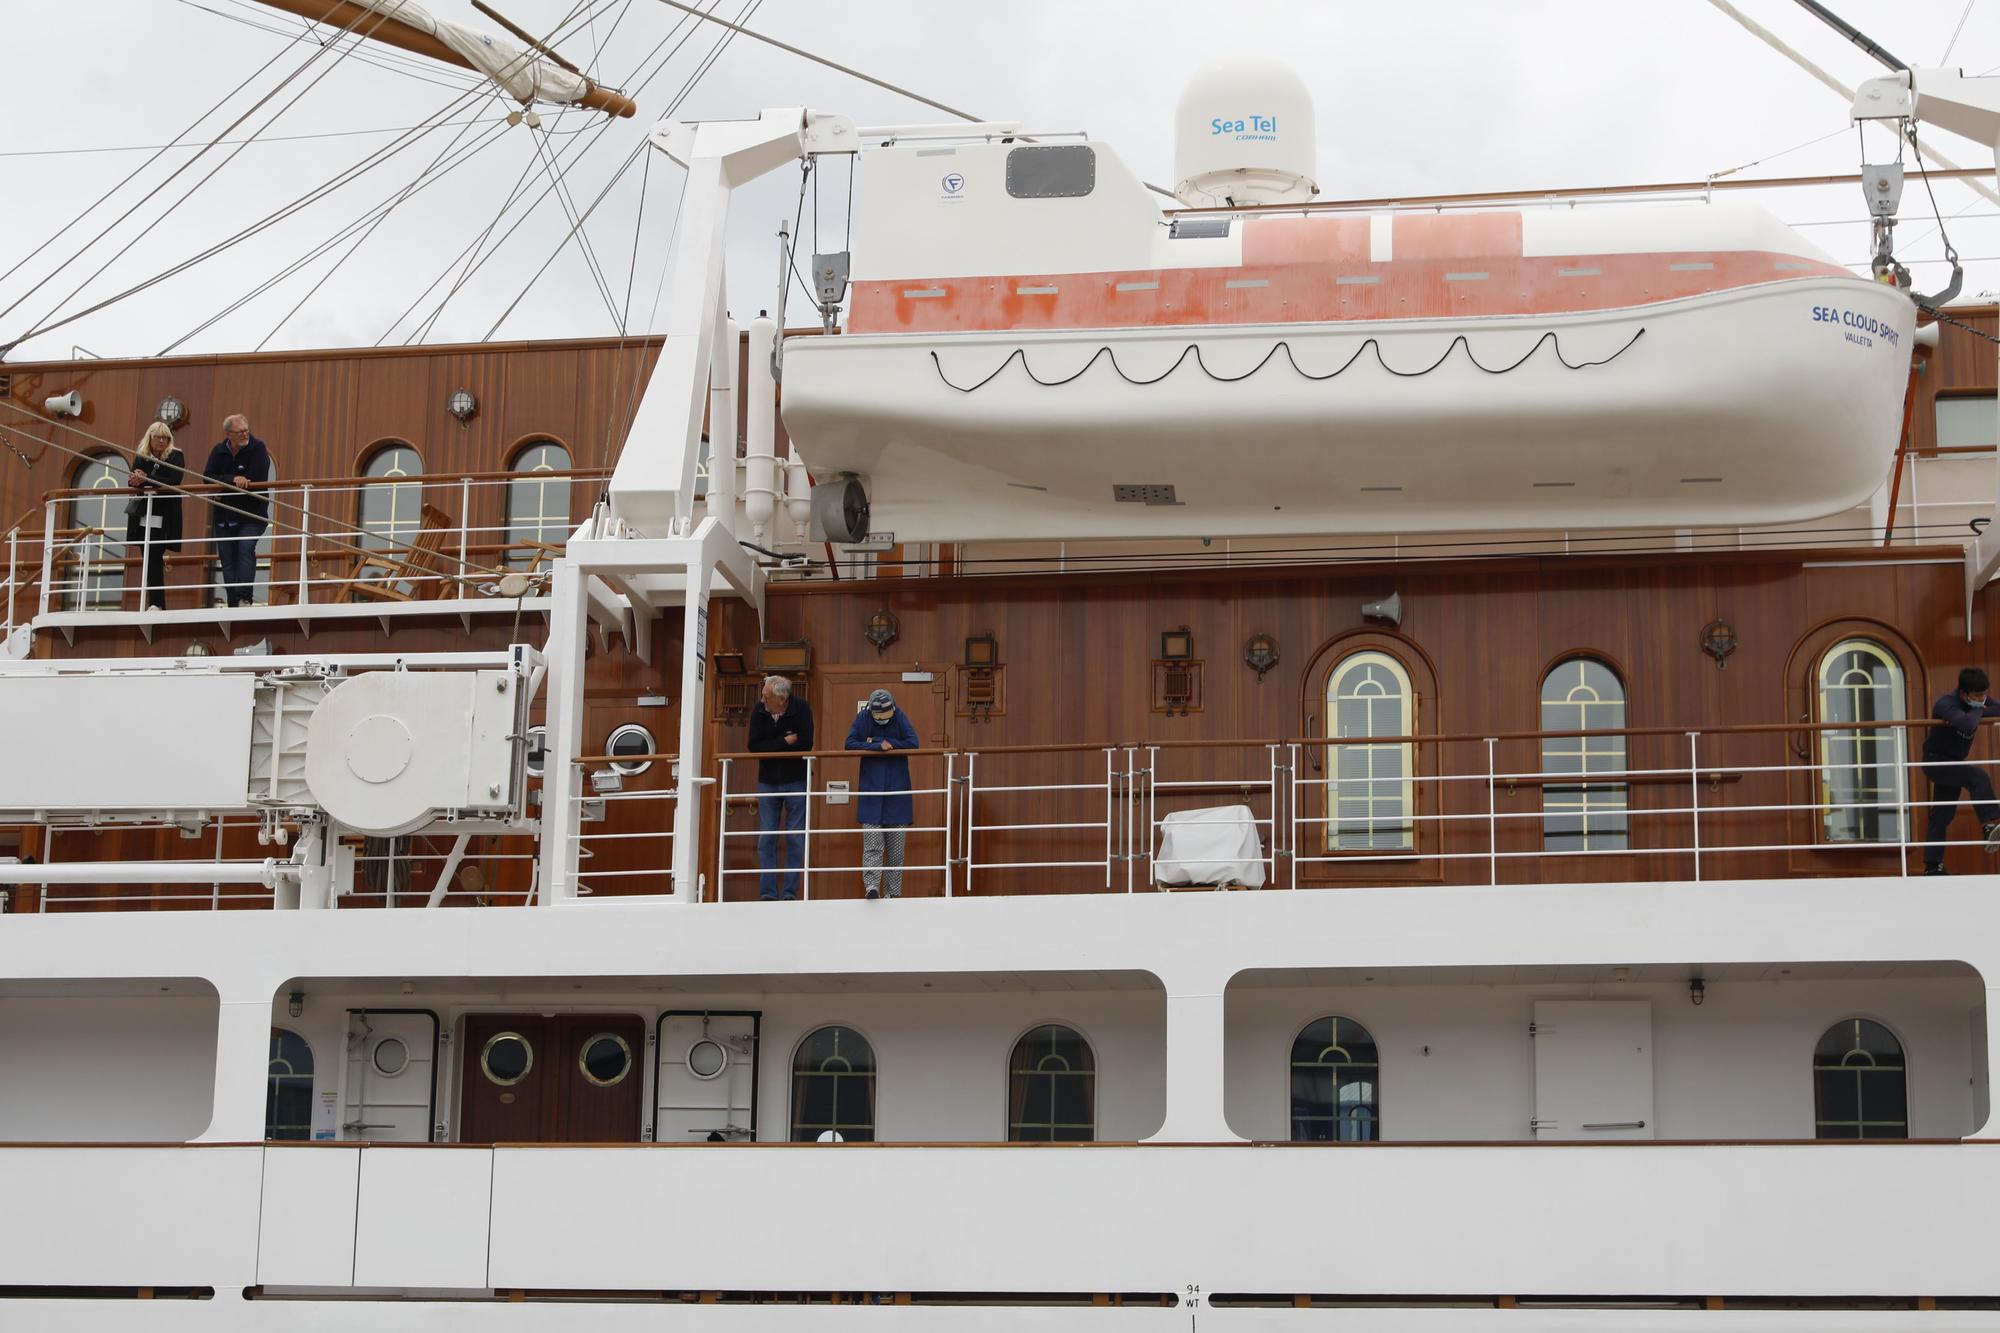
left=942, top=751, right=955, bottom=899
left=1265, top=744, right=1280, bottom=889
left=1485, top=737, right=1499, bottom=887
left=38, top=499, right=55, bottom=617
left=1288, top=743, right=1301, bottom=889
left=1145, top=745, right=1160, bottom=890
left=964, top=751, right=977, bottom=898
left=296, top=485, right=312, bottom=606
left=457, top=476, right=472, bottom=590
left=801, top=754, right=814, bottom=901
left=1895, top=731, right=1912, bottom=876
left=1103, top=748, right=1116, bottom=892
left=717, top=757, right=732, bottom=903
left=1125, top=747, right=1138, bottom=893
left=1688, top=731, right=1702, bottom=883
left=6, top=524, right=17, bottom=637
left=137, top=497, right=155, bottom=612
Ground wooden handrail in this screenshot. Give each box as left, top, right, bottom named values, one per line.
left=713, top=748, right=957, bottom=761
left=39, top=467, right=611, bottom=504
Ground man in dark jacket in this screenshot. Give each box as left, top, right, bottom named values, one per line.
left=845, top=688, right=919, bottom=899
left=747, top=675, right=812, bottom=899
left=203, top=414, right=272, bottom=607
left=1920, top=666, right=2000, bottom=874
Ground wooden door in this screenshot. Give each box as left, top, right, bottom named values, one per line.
left=814, top=668, right=950, bottom=898
left=459, top=1013, right=644, bottom=1143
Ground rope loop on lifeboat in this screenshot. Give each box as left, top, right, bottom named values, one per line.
left=930, top=327, right=1646, bottom=393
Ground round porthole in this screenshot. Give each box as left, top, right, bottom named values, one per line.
left=687, top=1037, right=729, bottom=1081
left=371, top=1037, right=409, bottom=1077
left=607, top=724, right=655, bottom=776
left=481, top=1031, right=533, bottom=1086
left=579, top=1032, right=632, bottom=1087
left=524, top=725, right=547, bottom=778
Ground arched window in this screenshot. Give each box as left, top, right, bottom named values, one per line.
left=266, top=1028, right=314, bottom=1141
left=68, top=454, right=128, bottom=610
left=1290, top=1016, right=1379, bottom=1141
left=1817, top=640, right=1906, bottom=843
left=1814, top=1018, right=1908, bottom=1139
left=1326, top=651, right=1414, bottom=851
left=505, top=440, right=572, bottom=566
left=791, top=1025, right=876, bottom=1142
left=1007, top=1024, right=1095, bottom=1142
left=1541, top=657, right=1628, bottom=852
left=357, top=444, right=423, bottom=550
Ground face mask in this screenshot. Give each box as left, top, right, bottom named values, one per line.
left=870, top=708, right=895, bottom=723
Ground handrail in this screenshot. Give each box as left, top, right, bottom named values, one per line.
left=37, top=467, right=611, bottom=504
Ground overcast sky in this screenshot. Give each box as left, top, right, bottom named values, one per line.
left=2, top=0, right=1996, bottom=362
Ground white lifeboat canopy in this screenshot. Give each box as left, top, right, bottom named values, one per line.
left=1173, top=55, right=1319, bottom=207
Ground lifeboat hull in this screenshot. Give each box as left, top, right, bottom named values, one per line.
left=782, top=277, right=1916, bottom=542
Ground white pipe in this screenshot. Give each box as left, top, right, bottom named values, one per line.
left=743, top=312, right=779, bottom=544
left=0, top=859, right=292, bottom=887
left=785, top=447, right=812, bottom=543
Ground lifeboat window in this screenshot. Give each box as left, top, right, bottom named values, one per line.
left=1815, top=640, right=1905, bottom=844
left=68, top=453, right=129, bottom=611
left=266, top=1028, right=314, bottom=1141
left=358, top=443, right=424, bottom=552
left=1005, top=144, right=1096, bottom=199
left=1540, top=657, right=1629, bottom=853
left=1168, top=217, right=1232, bottom=240
left=1289, top=1016, right=1379, bottom=1142
left=791, top=1025, right=876, bottom=1143
left=506, top=440, right=572, bottom=567
left=1813, top=1018, right=1907, bottom=1139
left=1007, top=1024, right=1096, bottom=1142
left=1325, top=651, right=1414, bottom=852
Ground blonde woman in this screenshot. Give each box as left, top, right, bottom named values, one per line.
left=126, top=421, right=185, bottom=610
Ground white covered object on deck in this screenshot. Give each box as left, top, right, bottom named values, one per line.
left=1154, top=804, right=1265, bottom=889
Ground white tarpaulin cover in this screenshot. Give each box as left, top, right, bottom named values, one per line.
left=1154, top=804, right=1266, bottom=889
left=363, top=1, right=590, bottom=105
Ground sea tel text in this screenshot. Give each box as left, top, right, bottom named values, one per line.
left=1211, top=115, right=1278, bottom=137
left=1811, top=304, right=1900, bottom=350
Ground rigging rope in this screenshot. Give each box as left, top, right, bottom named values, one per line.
left=930, top=329, right=1646, bottom=393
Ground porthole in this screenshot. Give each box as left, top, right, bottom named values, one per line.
left=481, top=1031, right=533, bottom=1086
left=607, top=723, right=655, bottom=776
left=371, top=1037, right=409, bottom=1077
left=579, top=1032, right=633, bottom=1087
left=524, top=725, right=547, bottom=778
left=687, top=1037, right=729, bottom=1081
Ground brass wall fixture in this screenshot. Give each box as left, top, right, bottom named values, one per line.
left=1245, top=632, right=1279, bottom=682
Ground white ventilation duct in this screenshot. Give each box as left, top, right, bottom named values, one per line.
left=1173, top=56, right=1319, bottom=208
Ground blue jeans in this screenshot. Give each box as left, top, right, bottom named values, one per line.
left=757, top=780, right=806, bottom=899
left=213, top=520, right=264, bottom=606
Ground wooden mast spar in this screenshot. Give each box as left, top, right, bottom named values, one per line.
left=247, top=0, right=637, bottom=118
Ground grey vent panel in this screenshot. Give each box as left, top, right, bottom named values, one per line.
left=1169, top=217, right=1232, bottom=240
left=1113, top=484, right=1179, bottom=505
left=1006, top=145, right=1096, bottom=199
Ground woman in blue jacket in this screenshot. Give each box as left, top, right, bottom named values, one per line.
left=845, top=689, right=920, bottom=898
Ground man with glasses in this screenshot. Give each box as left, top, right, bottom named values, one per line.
left=202, top=414, right=272, bottom=607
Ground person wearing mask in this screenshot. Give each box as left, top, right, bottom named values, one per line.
left=845, top=689, right=920, bottom=899
left=125, top=422, right=185, bottom=611
left=747, top=675, right=813, bottom=900
left=1920, top=666, right=2000, bottom=875
left=202, top=414, right=272, bottom=607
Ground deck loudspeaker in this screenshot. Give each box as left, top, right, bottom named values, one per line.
left=1361, top=592, right=1402, bottom=626
left=44, top=391, right=81, bottom=418
left=809, top=473, right=871, bottom=544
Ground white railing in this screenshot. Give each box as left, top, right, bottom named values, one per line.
left=568, top=752, right=681, bottom=899
left=30, top=471, right=604, bottom=617
left=709, top=720, right=2000, bottom=899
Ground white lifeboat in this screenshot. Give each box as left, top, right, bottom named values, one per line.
left=780, top=89, right=1917, bottom=542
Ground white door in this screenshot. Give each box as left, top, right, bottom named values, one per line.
left=656, top=1012, right=759, bottom=1143
left=1530, top=1000, right=1655, bottom=1141
left=342, top=1010, right=438, bottom=1141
